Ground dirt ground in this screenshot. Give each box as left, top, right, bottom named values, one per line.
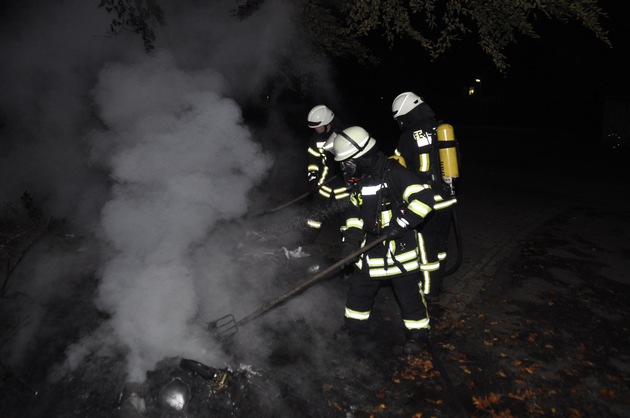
left=2, top=131, right=630, bottom=417
left=435, top=207, right=630, bottom=417
left=2, top=205, right=629, bottom=418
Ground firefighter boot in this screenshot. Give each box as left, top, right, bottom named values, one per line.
left=302, top=226, right=320, bottom=245
left=333, top=325, right=371, bottom=344
left=333, top=326, right=354, bottom=341
left=403, top=329, right=429, bottom=355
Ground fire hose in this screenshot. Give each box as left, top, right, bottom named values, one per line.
left=445, top=207, right=462, bottom=277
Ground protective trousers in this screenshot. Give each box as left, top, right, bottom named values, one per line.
left=304, top=192, right=329, bottom=242
left=305, top=178, right=350, bottom=242
left=343, top=272, right=429, bottom=333
left=417, top=205, right=454, bottom=295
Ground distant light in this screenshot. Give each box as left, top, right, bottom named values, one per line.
left=475, top=78, right=481, bottom=83
left=468, top=87, right=475, bottom=95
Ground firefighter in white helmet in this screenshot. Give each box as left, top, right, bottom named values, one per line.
left=330, top=126, right=435, bottom=355
left=391, top=92, right=458, bottom=300
left=304, top=105, right=351, bottom=243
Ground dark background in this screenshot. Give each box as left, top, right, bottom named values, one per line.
left=322, top=0, right=630, bottom=157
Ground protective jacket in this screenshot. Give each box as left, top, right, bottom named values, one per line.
left=394, top=103, right=457, bottom=295
left=394, top=104, right=456, bottom=211
left=307, top=120, right=351, bottom=201
left=342, top=154, right=435, bottom=278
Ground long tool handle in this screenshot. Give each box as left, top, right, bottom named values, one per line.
left=254, top=174, right=340, bottom=217
left=236, top=236, right=387, bottom=327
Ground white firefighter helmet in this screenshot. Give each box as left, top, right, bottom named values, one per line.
left=307, top=105, right=334, bottom=128
left=332, top=126, right=376, bottom=162
left=392, top=92, right=423, bottom=119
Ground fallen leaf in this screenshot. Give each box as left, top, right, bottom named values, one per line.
left=599, top=387, right=615, bottom=399
left=508, top=392, right=525, bottom=401
left=493, top=410, right=516, bottom=418
left=472, top=393, right=501, bottom=409
left=526, top=405, right=546, bottom=416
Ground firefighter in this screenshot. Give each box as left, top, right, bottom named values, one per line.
left=304, top=105, right=351, bottom=242
left=330, top=126, right=435, bottom=355
left=391, top=92, right=458, bottom=300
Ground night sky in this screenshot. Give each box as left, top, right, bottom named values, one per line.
left=329, top=0, right=630, bottom=152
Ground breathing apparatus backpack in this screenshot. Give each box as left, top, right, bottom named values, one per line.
left=431, top=123, right=460, bottom=199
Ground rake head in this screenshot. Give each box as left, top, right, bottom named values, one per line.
left=207, top=314, right=238, bottom=348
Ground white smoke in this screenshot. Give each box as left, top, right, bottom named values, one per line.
left=1, top=0, right=339, bottom=384
left=88, top=52, right=272, bottom=380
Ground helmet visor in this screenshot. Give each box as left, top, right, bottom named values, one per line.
left=308, top=120, right=322, bottom=127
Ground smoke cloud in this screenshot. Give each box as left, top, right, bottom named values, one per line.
left=90, top=52, right=273, bottom=380
left=1, top=0, right=340, bottom=384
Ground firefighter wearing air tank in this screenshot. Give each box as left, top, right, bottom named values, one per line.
left=330, top=126, right=435, bottom=355
left=304, top=105, right=351, bottom=242
left=392, top=92, right=459, bottom=300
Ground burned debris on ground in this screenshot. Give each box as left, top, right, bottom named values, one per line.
left=2, top=194, right=630, bottom=417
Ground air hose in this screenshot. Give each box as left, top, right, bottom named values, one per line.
left=445, top=207, right=462, bottom=277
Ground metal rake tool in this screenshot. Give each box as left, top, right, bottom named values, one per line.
left=252, top=175, right=339, bottom=217
left=207, top=314, right=238, bottom=348
left=207, top=236, right=388, bottom=346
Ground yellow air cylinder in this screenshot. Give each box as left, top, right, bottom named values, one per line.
left=437, top=124, right=459, bottom=179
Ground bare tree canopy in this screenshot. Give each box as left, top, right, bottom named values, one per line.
left=100, top=0, right=610, bottom=71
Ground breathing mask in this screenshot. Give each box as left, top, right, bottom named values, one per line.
left=340, top=159, right=362, bottom=183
